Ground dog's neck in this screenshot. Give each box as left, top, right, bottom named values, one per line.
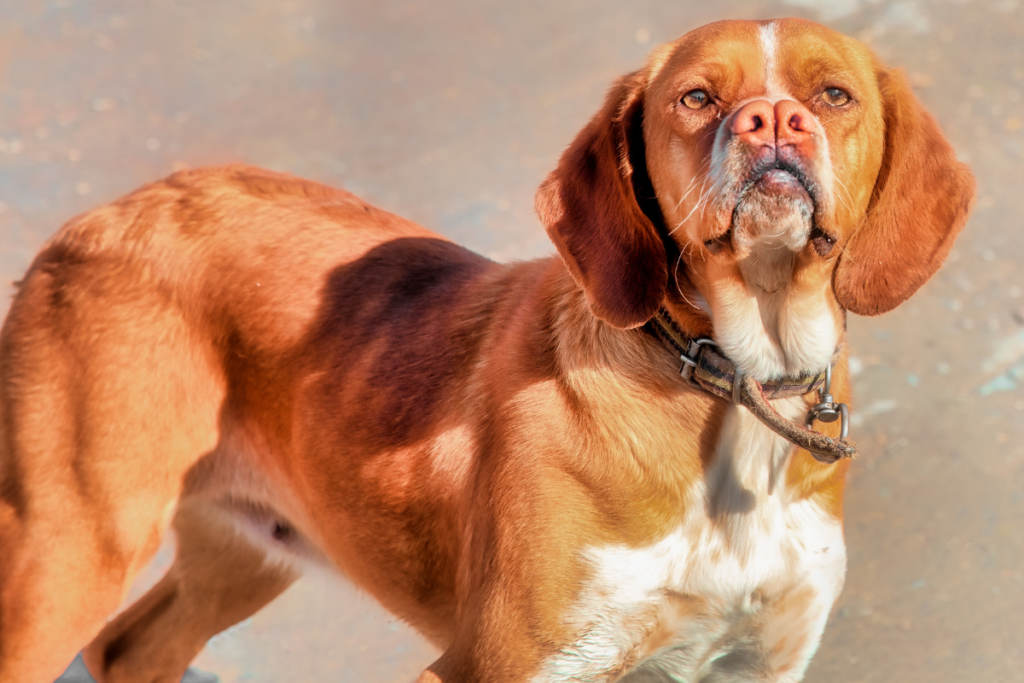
left=540, top=258, right=849, bottom=502
left=647, top=307, right=854, bottom=462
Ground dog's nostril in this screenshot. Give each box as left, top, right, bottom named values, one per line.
left=751, top=115, right=763, bottom=131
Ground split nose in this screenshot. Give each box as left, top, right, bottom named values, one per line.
left=729, top=99, right=817, bottom=149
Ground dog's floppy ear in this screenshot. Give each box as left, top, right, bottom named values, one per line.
left=833, top=68, right=975, bottom=316
left=535, top=71, right=667, bottom=329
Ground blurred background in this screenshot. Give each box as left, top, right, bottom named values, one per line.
left=2, top=0, right=1023, bottom=681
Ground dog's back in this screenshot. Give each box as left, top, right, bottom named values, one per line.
left=0, top=165, right=517, bottom=682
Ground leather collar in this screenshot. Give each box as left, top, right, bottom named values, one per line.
left=648, top=308, right=856, bottom=463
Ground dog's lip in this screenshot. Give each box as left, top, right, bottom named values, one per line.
left=755, top=168, right=809, bottom=196
left=744, top=164, right=815, bottom=203
left=731, top=162, right=819, bottom=220
left=703, top=161, right=823, bottom=252
left=704, top=226, right=731, bottom=252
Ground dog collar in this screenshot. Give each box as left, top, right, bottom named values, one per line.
left=648, top=308, right=857, bottom=463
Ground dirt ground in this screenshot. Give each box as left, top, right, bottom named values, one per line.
left=2, top=1, right=1023, bottom=681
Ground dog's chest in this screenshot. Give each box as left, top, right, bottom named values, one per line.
left=537, top=403, right=846, bottom=681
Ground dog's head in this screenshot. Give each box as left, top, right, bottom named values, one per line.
left=537, top=18, right=975, bottom=381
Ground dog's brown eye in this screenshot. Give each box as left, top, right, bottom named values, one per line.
left=822, top=88, right=850, bottom=106
left=681, top=90, right=709, bottom=110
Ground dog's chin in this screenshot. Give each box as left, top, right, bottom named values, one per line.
left=731, top=172, right=814, bottom=257
left=711, top=172, right=839, bottom=379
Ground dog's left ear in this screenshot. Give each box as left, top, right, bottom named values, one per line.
left=536, top=71, right=667, bottom=329
left=834, top=68, right=976, bottom=316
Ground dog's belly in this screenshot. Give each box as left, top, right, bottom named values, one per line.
left=535, top=406, right=847, bottom=682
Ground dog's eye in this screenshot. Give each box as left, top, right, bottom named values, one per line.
left=822, top=88, right=850, bottom=107
left=681, top=90, right=709, bottom=110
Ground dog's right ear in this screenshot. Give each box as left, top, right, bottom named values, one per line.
left=535, top=72, right=668, bottom=330
left=833, top=67, right=975, bottom=316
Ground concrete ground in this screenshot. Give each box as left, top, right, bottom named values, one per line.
left=2, top=0, right=1022, bottom=681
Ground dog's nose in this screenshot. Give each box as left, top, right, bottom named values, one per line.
left=730, top=100, right=776, bottom=147
left=730, top=99, right=817, bottom=149
left=774, top=100, right=817, bottom=147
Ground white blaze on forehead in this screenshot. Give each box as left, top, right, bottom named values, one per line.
left=758, top=21, right=786, bottom=99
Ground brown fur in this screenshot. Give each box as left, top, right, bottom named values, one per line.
left=535, top=71, right=669, bottom=330
left=833, top=67, right=976, bottom=314
left=0, top=18, right=972, bottom=683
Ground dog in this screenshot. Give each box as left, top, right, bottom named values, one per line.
left=0, top=17, right=973, bottom=683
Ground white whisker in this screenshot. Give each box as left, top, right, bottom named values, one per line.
left=669, top=176, right=711, bottom=235
left=831, top=174, right=855, bottom=215
left=672, top=249, right=702, bottom=311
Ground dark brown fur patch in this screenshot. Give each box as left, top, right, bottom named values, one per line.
left=536, top=72, right=669, bottom=330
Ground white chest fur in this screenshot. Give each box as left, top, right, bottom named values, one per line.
left=536, top=399, right=846, bottom=682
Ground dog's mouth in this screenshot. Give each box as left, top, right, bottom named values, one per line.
left=735, top=159, right=818, bottom=216
left=752, top=167, right=812, bottom=201
left=704, top=159, right=831, bottom=254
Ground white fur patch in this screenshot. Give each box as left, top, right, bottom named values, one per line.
left=777, top=283, right=841, bottom=377
left=759, top=21, right=785, bottom=99
left=711, top=260, right=841, bottom=380
left=711, top=277, right=789, bottom=380
left=534, top=402, right=846, bottom=682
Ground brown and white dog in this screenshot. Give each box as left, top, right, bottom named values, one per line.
left=0, top=18, right=973, bottom=683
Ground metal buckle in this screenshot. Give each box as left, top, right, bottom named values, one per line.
left=807, top=363, right=850, bottom=439
left=678, top=338, right=718, bottom=388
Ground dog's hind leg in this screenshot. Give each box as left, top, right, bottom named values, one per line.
left=0, top=266, right=225, bottom=683
left=81, top=500, right=298, bottom=683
